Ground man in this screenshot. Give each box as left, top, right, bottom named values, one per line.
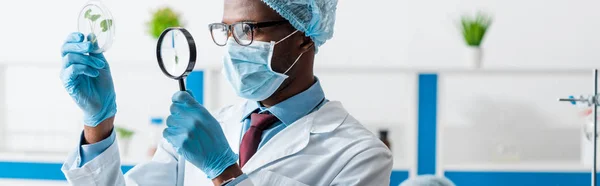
left=60, top=0, right=392, bottom=185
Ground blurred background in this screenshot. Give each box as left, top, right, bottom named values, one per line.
left=1, top=0, right=600, bottom=185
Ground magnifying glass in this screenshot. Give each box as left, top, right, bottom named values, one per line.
left=156, top=27, right=197, bottom=91
left=155, top=27, right=197, bottom=185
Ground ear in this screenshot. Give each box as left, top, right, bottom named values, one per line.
left=299, top=36, right=315, bottom=52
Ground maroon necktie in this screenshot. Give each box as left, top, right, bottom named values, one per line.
left=239, top=113, right=279, bottom=167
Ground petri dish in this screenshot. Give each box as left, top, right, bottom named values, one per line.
left=78, top=0, right=115, bottom=53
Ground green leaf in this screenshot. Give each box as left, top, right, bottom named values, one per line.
left=90, top=14, right=101, bottom=22
left=84, top=9, right=92, bottom=19
left=100, top=19, right=113, bottom=32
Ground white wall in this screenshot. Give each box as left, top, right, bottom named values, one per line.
left=320, top=0, right=600, bottom=69
left=0, top=0, right=224, bottom=65
left=1, top=0, right=599, bottom=68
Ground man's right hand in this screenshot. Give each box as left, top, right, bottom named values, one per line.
left=60, top=32, right=117, bottom=136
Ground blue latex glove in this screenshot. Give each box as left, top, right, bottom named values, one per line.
left=60, top=32, right=117, bottom=127
left=163, top=91, right=238, bottom=179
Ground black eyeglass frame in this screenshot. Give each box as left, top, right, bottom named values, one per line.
left=208, top=20, right=289, bottom=46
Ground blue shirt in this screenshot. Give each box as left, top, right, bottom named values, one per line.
left=78, top=128, right=116, bottom=167
left=78, top=78, right=326, bottom=185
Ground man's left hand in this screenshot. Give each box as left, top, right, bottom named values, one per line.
left=164, top=91, right=239, bottom=179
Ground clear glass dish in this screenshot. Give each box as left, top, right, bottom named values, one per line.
left=78, top=0, right=115, bottom=53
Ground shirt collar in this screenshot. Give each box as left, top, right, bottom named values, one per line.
left=240, top=77, right=325, bottom=126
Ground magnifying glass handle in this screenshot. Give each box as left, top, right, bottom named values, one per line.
left=176, top=78, right=187, bottom=185
left=179, top=79, right=186, bottom=91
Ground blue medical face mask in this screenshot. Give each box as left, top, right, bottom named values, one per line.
left=223, top=30, right=304, bottom=101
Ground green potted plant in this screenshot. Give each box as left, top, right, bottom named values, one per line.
left=147, top=7, right=185, bottom=39
left=115, top=126, right=135, bottom=157
left=147, top=7, right=185, bottom=72
left=459, top=12, right=492, bottom=68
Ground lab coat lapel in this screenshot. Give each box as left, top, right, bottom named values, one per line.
left=223, top=103, right=247, bottom=155
left=240, top=101, right=348, bottom=173
left=241, top=112, right=312, bottom=173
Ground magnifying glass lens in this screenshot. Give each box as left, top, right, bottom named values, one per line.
left=160, top=29, right=191, bottom=77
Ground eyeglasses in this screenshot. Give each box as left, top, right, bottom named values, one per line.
left=209, top=20, right=289, bottom=46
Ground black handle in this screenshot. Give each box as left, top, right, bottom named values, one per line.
left=179, top=79, right=186, bottom=91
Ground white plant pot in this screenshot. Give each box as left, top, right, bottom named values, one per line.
left=465, top=46, right=483, bottom=68
left=118, top=137, right=132, bottom=158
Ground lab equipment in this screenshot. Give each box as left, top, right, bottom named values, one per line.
left=60, top=33, right=116, bottom=127
left=222, top=30, right=304, bottom=101
left=259, top=0, right=338, bottom=49
left=156, top=27, right=196, bottom=91
left=78, top=0, right=115, bottom=53
left=164, top=91, right=239, bottom=179
left=155, top=27, right=197, bottom=186
left=558, top=69, right=600, bottom=186
left=562, top=95, right=598, bottom=107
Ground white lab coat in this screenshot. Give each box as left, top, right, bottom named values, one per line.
left=62, top=101, right=393, bottom=186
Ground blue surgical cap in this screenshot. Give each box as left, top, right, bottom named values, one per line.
left=399, top=175, right=456, bottom=186
left=260, top=0, right=338, bottom=50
